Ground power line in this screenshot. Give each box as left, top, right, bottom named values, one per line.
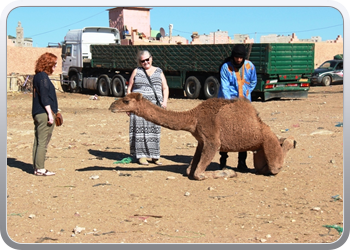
left=173, top=29, right=193, bottom=34
left=28, top=10, right=107, bottom=37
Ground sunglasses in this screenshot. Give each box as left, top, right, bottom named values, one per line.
left=140, top=57, right=151, bottom=63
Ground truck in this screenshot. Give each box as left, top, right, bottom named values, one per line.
left=61, top=27, right=314, bottom=101
left=61, top=27, right=121, bottom=93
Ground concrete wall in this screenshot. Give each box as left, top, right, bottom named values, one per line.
left=7, top=46, right=62, bottom=75
left=314, top=43, right=343, bottom=68
left=7, top=47, right=62, bottom=92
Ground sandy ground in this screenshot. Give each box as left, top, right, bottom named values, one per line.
left=6, top=84, right=344, bottom=245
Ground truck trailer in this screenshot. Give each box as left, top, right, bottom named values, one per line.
left=61, top=27, right=314, bottom=101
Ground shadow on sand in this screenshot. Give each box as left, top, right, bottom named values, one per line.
left=76, top=149, right=239, bottom=177
left=7, top=158, right=33, bottom=174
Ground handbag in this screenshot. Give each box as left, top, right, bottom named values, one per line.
left=55, top=112, right=63, bottom=126
left=141, top=67, right=162, bottom=107
left=51, top=111, right=63, bottom=126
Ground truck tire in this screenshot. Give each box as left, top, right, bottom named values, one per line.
left=97, top=75, right=110, bottom=96
left=203, top=76, right=219, bottom=99
left=69, top=73, right=80, bottom=93
left=184, top=76, right=201, bottom=99
left=111, top=75, right=125, bottom=97
left=61, top=84, right=69, bottom=92
left=321, top=75, right=331, bottom=86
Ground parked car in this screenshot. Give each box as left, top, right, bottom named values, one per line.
left=311, top=59, right=343, bottom=86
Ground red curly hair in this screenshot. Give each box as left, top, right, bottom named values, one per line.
left=34, top=52, right=57, bottom=75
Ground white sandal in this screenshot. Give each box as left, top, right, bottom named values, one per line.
left=34, top=169, right=55, bottom=176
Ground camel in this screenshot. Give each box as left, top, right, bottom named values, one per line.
left=109, top=93, right=296, bottom=181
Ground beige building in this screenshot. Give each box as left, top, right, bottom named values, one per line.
left=260, top=33, right=343, bottom=44
left=108, top=7, right=152, bottom=42
left=191, top=30, right=230, bottom=44
left=7, top=21, right=33, bottom=47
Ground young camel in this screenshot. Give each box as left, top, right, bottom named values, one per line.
left=109, top=93, right=296, bottom=181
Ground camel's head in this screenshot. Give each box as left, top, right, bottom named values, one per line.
left=109, top=92, right=143, bottom=113
left=254, top=136, right=297, bottom=175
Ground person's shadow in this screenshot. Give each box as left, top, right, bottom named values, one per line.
left=7, top=158, right=33, bottom=174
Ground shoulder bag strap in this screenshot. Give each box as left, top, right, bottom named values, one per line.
left=141, top=67, right=161, bottom=106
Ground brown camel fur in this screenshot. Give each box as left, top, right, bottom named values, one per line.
left=109, top=93, right=296, bottom=181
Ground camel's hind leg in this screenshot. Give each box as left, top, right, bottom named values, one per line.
left=193, top=143, right=236, bottom=181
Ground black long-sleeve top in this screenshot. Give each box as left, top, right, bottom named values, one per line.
left=32, top=71, right=58, bottom=118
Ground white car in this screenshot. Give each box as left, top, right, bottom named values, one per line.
left=310, top=60, right=343, bottom=86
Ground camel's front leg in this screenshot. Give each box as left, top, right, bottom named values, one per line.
left=193, top=143, right=236, bottom=180
left=186, top=142, right=203, bottom=178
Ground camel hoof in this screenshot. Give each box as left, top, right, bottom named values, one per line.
left=194, top=174, right=208, bottom=181
left=185, top=165, right=192, bottom=176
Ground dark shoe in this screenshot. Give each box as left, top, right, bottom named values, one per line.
left=237, top=162, right=249, bottom=172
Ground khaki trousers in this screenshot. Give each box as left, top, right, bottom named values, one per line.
left=32, top=113, right=55, bottom=170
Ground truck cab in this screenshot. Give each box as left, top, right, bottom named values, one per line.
left=61, top=27, right=120, bottom=93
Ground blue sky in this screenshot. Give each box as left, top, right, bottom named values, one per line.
left=6, top=6, right=344, bottom=47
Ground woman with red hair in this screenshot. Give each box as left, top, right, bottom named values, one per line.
left=32, top=52, right=58, bottom=176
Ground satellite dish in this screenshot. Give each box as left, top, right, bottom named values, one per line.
left=160, top=27, right=165, bottom=37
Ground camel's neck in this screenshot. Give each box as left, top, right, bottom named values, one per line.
left=135, top=101, right=196, bottom=133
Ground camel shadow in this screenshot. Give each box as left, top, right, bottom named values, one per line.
left=163, top=154, right=259, bottom=174
left=7, top=158, right=33, bottom=174
left=85, top=149, right=259, bottom=176
left=79, top=150, right=220, bottom=176
left=76, top=163, right=189, bottom=176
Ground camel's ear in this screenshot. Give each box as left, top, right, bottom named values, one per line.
left=135, top=93, right=143, bottom=101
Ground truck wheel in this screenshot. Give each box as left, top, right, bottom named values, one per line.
left=111, top=75, right=125, bottom=97
left=97, top=75, right=110, bottom=96
left=203, top=76, right=219, bottom=99
left=321, top=75, right=331, bottom=86
left=61, top=84, right=69, bottom=92
left=184, top=76, right=201, bottom=99
left=69, top=73, right=80, bottom=93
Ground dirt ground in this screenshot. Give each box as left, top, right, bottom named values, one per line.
left=6, top=84, right=344, bottom=245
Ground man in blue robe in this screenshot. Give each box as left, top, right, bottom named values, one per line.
left=218, top=44, right=257, bottom=171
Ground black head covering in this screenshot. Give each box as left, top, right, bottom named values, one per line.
left=230, top=44, right=246, bottom=68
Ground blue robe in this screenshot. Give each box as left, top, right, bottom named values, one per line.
left=218, top=60, right=257, bottom=101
